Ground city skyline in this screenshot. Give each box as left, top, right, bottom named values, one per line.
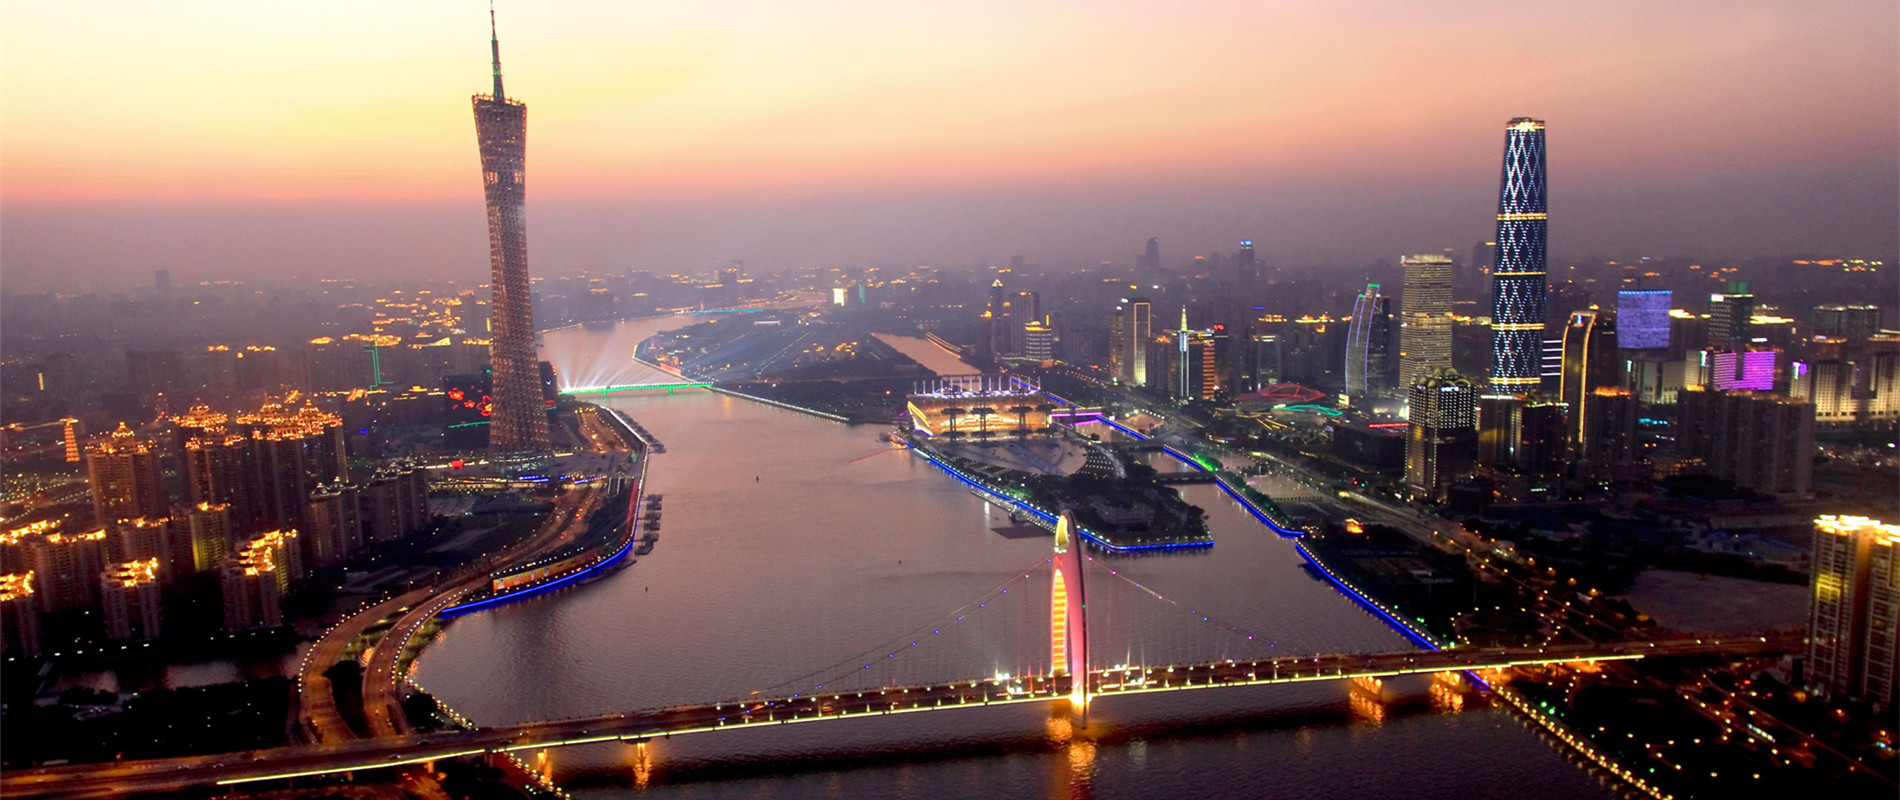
left=4, top=3, right=1898, bottom=797
left=2, top=1, right=1896, bottom=291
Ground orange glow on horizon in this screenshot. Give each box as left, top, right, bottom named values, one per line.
left=3, top=1, right=1894, bottom=204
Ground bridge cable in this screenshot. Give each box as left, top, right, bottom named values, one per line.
left=743, top=556, right=1054, bottom=701
left=1085, top=555, right=1281, bottom=663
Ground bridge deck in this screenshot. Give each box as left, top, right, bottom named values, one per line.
left=0, top=635, right=1796, bottom=799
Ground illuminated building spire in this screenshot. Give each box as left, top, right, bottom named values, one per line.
left=489, top=2, right=505, bottom=101
left=472, top=1, right=547, bottom=452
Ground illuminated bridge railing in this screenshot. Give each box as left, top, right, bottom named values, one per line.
left=0, top=636, right=1799, bottom=798
left=1093, top=416, right=1303, bottom=538
left=439, top=414, right=650, bottom=617
left=904, top=441, right=1210, bottom=553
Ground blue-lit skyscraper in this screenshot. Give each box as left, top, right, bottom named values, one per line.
left=1617, top=290, right=1671, bottom=351
left=1489, top=118, right=1548, bottom=392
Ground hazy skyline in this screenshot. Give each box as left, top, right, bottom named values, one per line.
left=3, top=0, right=1895, bottom=291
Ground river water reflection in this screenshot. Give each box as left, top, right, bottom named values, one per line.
left=410, top=317, right=1617, bottom=799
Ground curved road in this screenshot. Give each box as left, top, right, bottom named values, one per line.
left=298, top=404, right=629, bottom=745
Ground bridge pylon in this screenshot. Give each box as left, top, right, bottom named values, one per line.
left=1051, top=510, right=1088, bottom=725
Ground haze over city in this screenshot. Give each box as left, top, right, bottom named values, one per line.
left=3, top=2, right=1899, bottom=799
left=3, top=0, right=1896, bottom=291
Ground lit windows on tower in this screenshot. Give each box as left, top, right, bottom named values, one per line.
left=1489, top=118, right=1548, bottom=391
left=1617, top=290, right=1671, bottom=351
left=1398, top=254, right=1454, bottom=391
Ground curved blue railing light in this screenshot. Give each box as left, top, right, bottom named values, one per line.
left=904, top=443, right=1209, bottom=553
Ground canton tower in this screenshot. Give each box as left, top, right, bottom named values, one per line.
left=474, top=7, right=549, bottom=452
left=1488, top=117, right=1548, bottom=393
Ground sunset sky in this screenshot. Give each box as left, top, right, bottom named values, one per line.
left=3, top=0, right=1895, bottom=290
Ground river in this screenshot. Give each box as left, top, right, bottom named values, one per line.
left=409, top=316, right=1619, bottom=799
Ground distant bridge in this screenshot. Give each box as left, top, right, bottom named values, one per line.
left=559, top=382, right=712, bottom=396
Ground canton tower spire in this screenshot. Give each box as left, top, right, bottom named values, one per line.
left=489, top=2, right=505, bottom=101
left=473, top=4, right=549, bottom=453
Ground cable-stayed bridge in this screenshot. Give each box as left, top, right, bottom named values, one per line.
left=0, top=512, right=1800, bottom=799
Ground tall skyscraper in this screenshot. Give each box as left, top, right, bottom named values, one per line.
left=1236, top=239, right=1258, bottom=287
left=1616, top=290, right=1671, bottom=351
left=1138, top=238, right=1161, bottom=272
left=1559, top=310, right=1621, bottom=457
left=1399, top=253, right=1454, bottom=391
left=474, top=8, right=550, bottom=452
left=1406, top=369, right=1478, bottom=501
left=1344, top=283, right=1387, bottom=399
left=1707, top=285, right=1755, bottom=350
left=1489, top=118, right=1548, bottom=392
left=1110, top=298, right=1152, bottom=386
left=1808, top=515, right=1899, bottom=710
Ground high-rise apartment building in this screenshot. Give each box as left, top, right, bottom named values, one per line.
left=221, top=550, right=285, bottom=633
left=361, top=461, right=429, bottom=544
left=1478, top=394, right=1567, bottom=476
left=1399, top=254, right=1454, bottom=391
left=88, top=424, right=166, bottom=525
left=1676, top=387, right=1814, bottom=497
left=1022, top=322, right=1055, bottom=364
left=474, top=10, right=549, bottom=452
left=29, top=530, right=107, bottom=612
left=1792, top=351, right=1900, bottom=424
left=305, top=484, right=364, bottom=568
left=1406, top=369, right=1477, bottom=501
left=1813, top=304, right=1882, bottom=340
left=0, top=572, right=39, bottom=658
left=1808, top=515, right=1899, bottom=710
left=107, top=517, right=174, bottom=586
left=101, top=558, right=163, bottom=642
left=186, top=502, right=235, bottom=573
left=185, top=434, right=263, bottom=533
left=1707, top=286, right=1755, bottom=350
left=1489, top=118, right=1548, bottom=392
left=1792, top=360, right=1855, bottom=423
